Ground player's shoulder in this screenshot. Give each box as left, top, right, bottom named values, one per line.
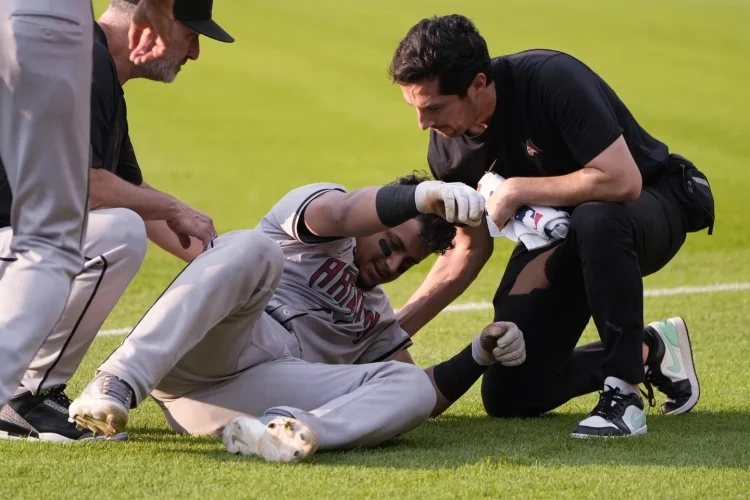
left=281, top=182, right=348, bottom=205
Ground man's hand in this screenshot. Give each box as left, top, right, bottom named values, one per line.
left=414, top=181, right=485, bottom=226
left=129, top=0, right=175, bottom=65
left=485, top=177, right=521, bottom=230
left=166, top=202, right=217, bottom=250
left=471, top=321, right=526, bottom=367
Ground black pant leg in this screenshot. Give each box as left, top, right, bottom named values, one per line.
left=567, top=177, right=687, bottom=386
left=482, top=241, right=594, bottom=417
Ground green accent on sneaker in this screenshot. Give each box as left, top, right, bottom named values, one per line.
left=630, top=411, right=646, bottom=430
left=658, top=320, right=682, bottom=374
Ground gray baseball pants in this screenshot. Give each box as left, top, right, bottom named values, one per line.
left=0, top=208, right=146, bottom=395
left=0, top=0, right=93, bottom=405
left=99, top=230, right=436, bottom=450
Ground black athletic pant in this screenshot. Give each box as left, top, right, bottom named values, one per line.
left=482, top=173, right=688, bottom=418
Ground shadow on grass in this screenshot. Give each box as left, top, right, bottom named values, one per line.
left=159, top=410, right=750, bottom=470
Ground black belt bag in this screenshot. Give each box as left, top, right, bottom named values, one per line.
left=666, top=154, right=715, bottom=235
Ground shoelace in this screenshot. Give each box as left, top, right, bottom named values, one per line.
left=98, top=375, right=131, bottom=404
left=591, top=385, right=629, bottom=418
left=45, top=385, right=73, bottom=409
left=641, top=370, right=657, bottom=408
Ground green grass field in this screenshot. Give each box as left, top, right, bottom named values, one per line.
left=2, top=0, right=750, bottom=498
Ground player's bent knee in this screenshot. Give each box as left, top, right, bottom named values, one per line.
left=105, top=208, right=148, bottom=265
left=224, top=230, right=284, bottom=277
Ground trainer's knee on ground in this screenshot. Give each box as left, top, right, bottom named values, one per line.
left=481, top=369, right=550, bottom=419
left=105, top=208, right=148, bottom=269
left=569, top=201, right=631, bottom=246
left=482, top=395, right=548, bottom=419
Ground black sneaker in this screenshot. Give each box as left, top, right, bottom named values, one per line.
left=571, top=381, right=647, bottom=438
left=0, top=385, right=127, bottom=442
left=643, top=317, right=700, bottom=415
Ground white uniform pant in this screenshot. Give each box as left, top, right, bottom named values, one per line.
left=0, top=208, right=146, bottom=394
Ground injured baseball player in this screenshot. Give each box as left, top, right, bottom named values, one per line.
left=69, top=174, right=527, bottom=462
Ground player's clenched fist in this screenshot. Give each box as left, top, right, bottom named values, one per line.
left=414, top=181, right=485, bottom=226
left=471, top=321, right=526, bottom=367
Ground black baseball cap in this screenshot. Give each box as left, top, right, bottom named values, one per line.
left=174, top=0, right=233, bottom=43
left=124, top=0, right=234, bottom=43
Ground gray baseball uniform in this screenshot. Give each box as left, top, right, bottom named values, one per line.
left=262, top=182, right=412, bottom=365
left=0, top=208, right=146, bottom=396
left=98, top=185, right=435, bottom=450
left=0, top=0, right=93, bottom=405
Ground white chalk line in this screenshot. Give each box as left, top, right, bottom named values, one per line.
left=97, top=282, right=750, bottom=337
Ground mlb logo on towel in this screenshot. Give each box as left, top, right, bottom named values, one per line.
left=515, top=206, right=543, bottom=231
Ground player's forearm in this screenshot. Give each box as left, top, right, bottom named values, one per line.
left=89, top=168, right=179, bottom=220
left=329, top=187, right=392, bottom=237
left=397, top=241, right=493, bottom=336
left=144, top=220, right=203, bottom=262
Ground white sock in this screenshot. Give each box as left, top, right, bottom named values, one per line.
left=604, top=376, right=639, bottom=396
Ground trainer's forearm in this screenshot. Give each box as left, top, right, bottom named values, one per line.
left=397, top=233, right=492, bottom=336
left=503, top=170, right=635, bottom=209
left=89, top=168, right=178, bottom=221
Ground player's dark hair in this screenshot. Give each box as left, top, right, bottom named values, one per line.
left=388, top=14, right=492, bottom=97
left=391, top=173, right=457, bottom=255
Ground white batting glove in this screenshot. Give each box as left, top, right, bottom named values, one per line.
left=471, top=321, right=526, bottom=367
left=414, top=181, right=485, bottom=227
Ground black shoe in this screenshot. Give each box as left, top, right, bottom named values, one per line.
left=571, top=381, right=647, bottom=438
left=643, top=317, right=700, bottom=415
left=0, top=385, right=127, bottom=442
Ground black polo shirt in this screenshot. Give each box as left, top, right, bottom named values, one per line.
left=427, top=50, right=670, bottom=189
left=0, top=23, right=142, bottom=229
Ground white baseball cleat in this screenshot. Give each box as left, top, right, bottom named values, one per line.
left=223, top=416, right=318, bottom=462
left=68, top=372, right=132, bottom=438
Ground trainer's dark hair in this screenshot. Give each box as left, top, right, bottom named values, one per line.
left=391, top=172, right=457, bottom=255
left=388, top=14, right=492, bottom=97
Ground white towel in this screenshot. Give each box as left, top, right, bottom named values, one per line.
left=477, top=172, right=570, bottom=250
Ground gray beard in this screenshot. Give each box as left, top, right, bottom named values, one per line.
left=139, top=57, right=180, bottom=83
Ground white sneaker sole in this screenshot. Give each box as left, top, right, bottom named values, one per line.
left=223, top=416, right=318, bottom=462
left=665, top=317, right=700, bottom=415
left=0, top=430, right=128, bottom=442
left=68, top=397, right=129, bottom=439
left=571, top=425, right=647, bottom=439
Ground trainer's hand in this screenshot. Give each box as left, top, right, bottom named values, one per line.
left=471, top=321, right=526, bottom=367
left=414, top=181, right=485, bottom=226
left=486, top=178, right=521, bottom=230
left=129, top=0, right=174, bottom=65
left=166, top=202, right=217, bottom=251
